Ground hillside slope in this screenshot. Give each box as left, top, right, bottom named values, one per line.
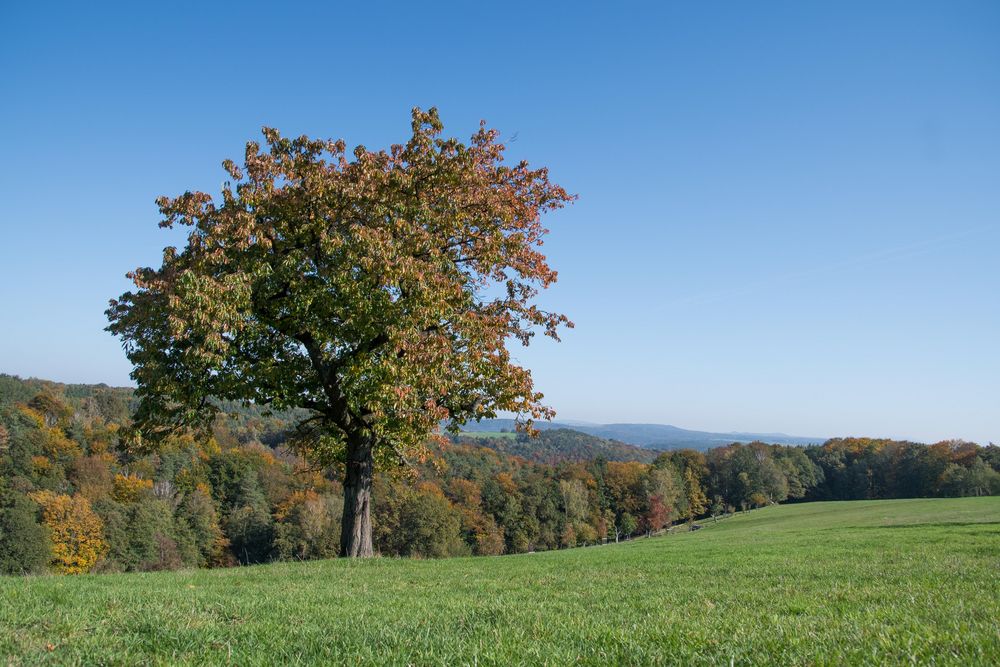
left=2, top=497, right=997, bottom=665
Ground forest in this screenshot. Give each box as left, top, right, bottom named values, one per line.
left=2, top=374, right=998, bottom=575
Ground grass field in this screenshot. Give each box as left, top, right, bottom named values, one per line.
left=2, top=497, right=998, bottom=665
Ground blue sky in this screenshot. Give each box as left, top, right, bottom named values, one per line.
left=1, top=2, right=997, bottom=443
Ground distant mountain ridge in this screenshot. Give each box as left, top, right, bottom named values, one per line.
left=460, top=418, right=824, bottom=450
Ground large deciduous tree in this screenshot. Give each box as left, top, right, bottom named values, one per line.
left=107, top=108, right=573, bottom=557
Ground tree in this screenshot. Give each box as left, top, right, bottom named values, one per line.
left=966, top=458, right=1000, bottom=496
left=447, top=477, right=506, bottom=555
left=559, top=478, right=588, bottom=523
left=225, top=504, right=274, bottom=565
left=97, top=495, right=190, bottom=571
left=644, top=494, right=670, bottom=534
left=378, top=482, right=467, bottom=558
left=107, top=108, right=572, bottom=557
left=713, top=443, right=789, bottom=508
left=112, top=473, right=154, bottom=504
left=482, top=472, right=531, bottom=553
left=618, top=512, right=638, bottom=539
left=177, top=484, right=228, bottom=566
left=682, top=467, right=708, bottom=521
left=603, top=461, right=647, bottom=517
left=560, top=522, right=577, bottom=548
left=709, top=495, right=725, bottom=522
left=29, top=491, right=107, bottom=574
left=0, top=487, right=51, bottom=574
left=27, top=392, right=72, bottom=428
left=71, top=455, right=115, bottom=503
left=274, top=490, right=342, bottom=561
left=645, top=464, right=682, bottom=532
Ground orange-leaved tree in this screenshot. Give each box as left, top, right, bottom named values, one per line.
left=107, top=108, right=572, bottom=557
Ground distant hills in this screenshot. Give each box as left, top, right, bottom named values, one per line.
left=452, top=428, right=659, bottom=464
left=460, top=418, right=824, bottom=451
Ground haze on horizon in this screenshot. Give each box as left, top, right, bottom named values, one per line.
left=1, top=2, right=997, bottom=444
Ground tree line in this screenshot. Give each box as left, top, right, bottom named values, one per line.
left=1, top=376, right=997, bottom=574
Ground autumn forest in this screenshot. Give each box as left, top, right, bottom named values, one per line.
left=2, top=374, right=997, bottom=576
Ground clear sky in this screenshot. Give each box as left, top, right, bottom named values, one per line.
left=1, top=1, right=997, bottom=443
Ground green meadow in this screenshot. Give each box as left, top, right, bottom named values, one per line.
left=2, top=497, right=997, bottom=665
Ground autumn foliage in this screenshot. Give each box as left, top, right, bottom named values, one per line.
left=29, top=490, right=107, bottom=574
left=112, top=473, right=154, bottom=503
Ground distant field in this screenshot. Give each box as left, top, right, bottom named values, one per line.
left=456, top=430, right=518, bottom=440
left=2, top=497, right=998, bottom=665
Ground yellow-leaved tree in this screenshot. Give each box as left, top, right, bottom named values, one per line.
left=29, top=491, right=107, bottom=574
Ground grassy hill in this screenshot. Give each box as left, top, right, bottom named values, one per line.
left=2, top=497, right=997, bottom=665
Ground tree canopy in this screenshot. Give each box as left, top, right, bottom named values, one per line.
left=106, top=108, right=573, bottom=555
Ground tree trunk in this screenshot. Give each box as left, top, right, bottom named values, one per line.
left=340, top=435, right=374, bottom=557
